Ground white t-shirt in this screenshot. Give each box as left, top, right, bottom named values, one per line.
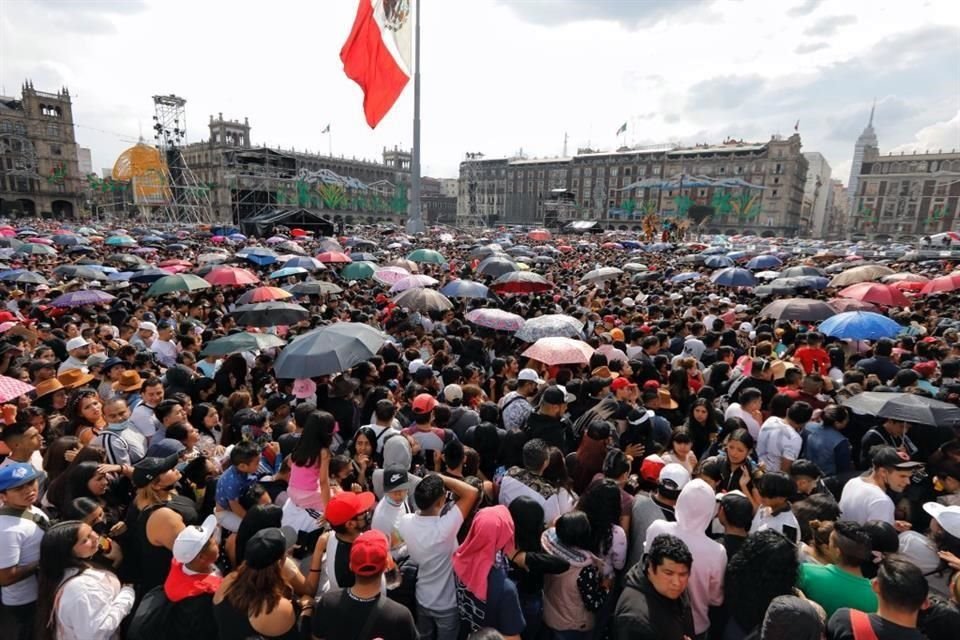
left=371, top=496, right=410, bottom=542
left=151, top=339, right=179, bottom=367
left=0, top=505, right=49, bottom=605
left=839, top=476, right=895, bottom=524
left=724, top=403, right=761, bottom=439
left=756, top=418, right=802, bottom=471
left=750, top=506, right=801, bottom=544
left=0, top=451, right=44, bottom=473
left=396, top=507, right=464, bottom=611
left=130, top=403, right=160, bottom=441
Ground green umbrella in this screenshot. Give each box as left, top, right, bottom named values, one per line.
left=200, top=331, right=286, bottom=356
left=340, top=261, right=377, bottom=280
left=407, top=248, right=445, bottom=264
left=145, top=274, right=211, bottom=297
left=14, top=242, right=57, bottom=256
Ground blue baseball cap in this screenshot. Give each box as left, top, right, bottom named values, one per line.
left=0, top=463, right=45, bottom=492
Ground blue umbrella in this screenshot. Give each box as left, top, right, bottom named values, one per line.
left=129, top=268, right=174, bottom=284
left=282, top=256, right=324, bottom=271
left=670, top=272, right=702, bottom=283
left=819, top=311, right=903, bottom=340
left=140, top=234, right=165, bottom=244
left=52, top=234, right=82, bottom=246
left=439, top=280, right=490, bottom=299
left=349, top=252, right=378, bottom=262
left=108, top=271, right=133, bottom=282
left=746, top=255, right=783, bottom=270
left=621, top=241, right=642, bottom=249
left=269, top=266, right=309, bottom=279
left=702, top=246, right=728, bottom=255
left=705, top=256, right=735, bottom=269
left=710, top=267, right=757, bottom=288
left=0, top=269, right=26, bottom=281
left=726, top=251, right=749, bottom=260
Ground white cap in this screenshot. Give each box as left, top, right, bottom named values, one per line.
left=65, top=337, right=89, bottom=351
left=707, top=293, right=720, bottom=301
left=669, top=293, right=683, bottom=301
left=139, top=321, right=157, bottom=333
left=622, top=297, right=635, bottom=308
left=720, top=297, right=733, bottom=305
left=734, top=304, right=749, bottom=313
left=517, top=368, right=544, bottom=384
left=924, top=502, right=960, bottom=538
left=172, top=514, right=218, bottom=564
left=738, top=322, right=754, bottom=333
left=659, top=463, right=691, bottom=491
left=442, top=384, right=463, bottom=403
left=407, top=358, right=425, bottom=374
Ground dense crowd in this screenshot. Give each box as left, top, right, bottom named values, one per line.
left=0, top=220, right=959, bottom=640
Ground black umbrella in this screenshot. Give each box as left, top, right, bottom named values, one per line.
left=842, top=392, right=960, bottom=427
left=758, top=298, right=836, bottom=322
left=274, top=322, right=387, bottom=378
left=228, top=302, right=310, bottom=327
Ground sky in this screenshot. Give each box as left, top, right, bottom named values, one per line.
left=1, top=0, right=958, bottom=185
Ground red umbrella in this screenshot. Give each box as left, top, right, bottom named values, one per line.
left=159, top=259, right=193, bottom=268
left=490, top=271, right=554, bottom=294
left=236, top=286, right=293, bottom=305
left=204, top=266, right=260, bottom=286
left=828, top=298, right=877, bottom=313
left=558, top=245, right=574, bottom=253
left=890, top=280, right=926, bottom=292
left=316, top=251, right=352, bottom=263
left=921, top=275, right=960, bottom=295
left=528, top=229, right=552, bottom=242
left=290, top=228, right=306, bottom=237
left=837, top=283, right=910, bottom=307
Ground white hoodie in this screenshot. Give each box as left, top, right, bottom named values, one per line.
left=644, top=479, right=727, bottom=636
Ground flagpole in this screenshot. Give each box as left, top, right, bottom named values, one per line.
left=406, top=0, right=425, bottom=234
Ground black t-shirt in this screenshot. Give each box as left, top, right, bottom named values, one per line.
left=334, top=537, right=354, bottom=589
left=312, top=589, right=417, bottom=640
left=827, top=608, right=926, bottom=640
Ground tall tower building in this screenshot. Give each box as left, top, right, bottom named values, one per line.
left=847, top=101, right=878, bottom=213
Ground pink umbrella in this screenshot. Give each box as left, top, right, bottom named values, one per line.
left=164, top=264, right=190, bottom=274
left=0, top=229, right=15, bottom=237
left=210, top=235, right=226, bottom=243
left=389, top=274, right=439, bottom=293
left=528, top=229, right=552, bottom=242
left=316, top=251, right=352, bottom=263
left=921, top=275, right=960, bottom=295
left=0, top=375, right=34, bottom=403
left=0, top=321, right=17, bottom=333
left=372, top=266, right=410, bottom=286
left=828, top=298, right=877, bottom=313
left=837, top=283, right=911, bottom=308
left=204, top=266, right=260, bottom=286
left=25, top=237, right=54, bottom=245
left=522, top=337, right=595, bottom=366
left=466, top=308, right=525, bottom=332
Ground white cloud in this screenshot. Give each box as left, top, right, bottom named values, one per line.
left=888, top=111, right=960, bottom=155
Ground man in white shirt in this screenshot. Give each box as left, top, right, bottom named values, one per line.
left=724, top=387, right=763, bottom=439
left=150, top=321, right=179, bottom=368
left=57, top=336, right=91, bottom=375
left=839, top=446, right=920, bottom=530
left=130, top=376, right=164, bottom=443
left=371, top=465, right=412, bottom=546
left=756, top=401, right=813, bottom=472
left=396, top=473, right=479, bottom=640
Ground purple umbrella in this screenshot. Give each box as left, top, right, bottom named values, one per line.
left=49, top=290, right=116, bottom=308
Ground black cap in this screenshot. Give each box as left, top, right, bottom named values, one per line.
left=542, top=385, right=576, bottom=405
left=871, top=445, right=923, bottom=471
left=383, top=465, right=412, bottom=492
left=265, top=393, right=293, bottom=412
left=132, top=453, right=180, bottom=488
left=244, top=527, right=297, bottom=569
left=231, top=408, right=266, bottom=427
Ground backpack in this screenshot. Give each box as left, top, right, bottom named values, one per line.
left=127, top=585, right=172, bottom=640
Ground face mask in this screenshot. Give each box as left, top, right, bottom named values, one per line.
left=385, top=495, right=404, bottom=507
left=107, top=419, right=133, bottom=432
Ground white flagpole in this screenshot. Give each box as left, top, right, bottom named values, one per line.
left=406, top=0, right=425, bottom=234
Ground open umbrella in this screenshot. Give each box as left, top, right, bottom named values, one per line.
left=129, top=267, right=174, bottom=284
left=316, top=251, right=352, bottom=264
left=704, top=256, right=735, bottom=269
left=282, top=256, right=325, bottom=271
left=105, top=235, right=136, bottom=247
left=407, top=248, right=446, bottom=264
left=392, top=288, right=453, bottom=312
left=200, top=331, right=287, bottom=356
left=384, top=258, right=419, bottom=273
left=389, top=274, right=439, bottom=293
left=0, top=375, right=34, bottom=403
left=828, top=265, right=896, bottom=288
left=373, top=266, right=412, bottom=286
left=781, top=266, right=826, bottom=278
left=204, top=266, right=260, bottom=286
left=490, top=271, right=553, bottom=294
left=746, top=255, right=783, bottom=270
left=349, top=252, right=378, bottom=262
left=8, top=270, right=49, bottom=285
left=920, top=275, right=960, bottom=296
left=274, top=323, right=387, bottom=378
left=439, top=279, right=490, bottom=299
left=580, top=267, right=624, bottom=284
left=229, top=302, right=309, bottom=327
left=754, top=283, right=797, bottom=297
left=837, top=283, right=910, bottom=307
left=759, top=298, right=836, bottom=322
left=48, top=290, right=116, bottom=308
left=465, top=308, right=525, bottom=331
left=236, top=247, right=279, bottom=266
left=14, top=242, right=57, bottom=256
left=235, top=286, right=293, bottom=305
left=145, top=274, right=212, bottom=297
left=528, top=229, right=552, bottom=242
left=285, top=281, right=342, bottom=296
left=53, top=265, right=104, bottom=281
left=828, top=298, right=877, bottom=313
left=269, top=266, right=309, bottom=279
left=516, top=314, right=584, bottom=342
left=341, top=261, right=377, bottom=280
left=710, top=267, right=756, bottom=288
left=842, top=392, right=960, bottom=427
left=819, top=311, right=903, bottom=340
left=476, top=256, right=518, bottom=278
left=522, top=337, right=594, bottom=366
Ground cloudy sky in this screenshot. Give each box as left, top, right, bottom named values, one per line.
left=2, top=0, right=958, bottom=184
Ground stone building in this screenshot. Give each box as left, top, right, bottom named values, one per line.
left=457, top=134, right=808, bottom=236
left=0, top=81, right=85, bottom=218
left=801, top=152, right=832, bottom=237
left=825, top=179, right=849, bottom=239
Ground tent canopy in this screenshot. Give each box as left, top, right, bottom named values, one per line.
left=241, top=208, right=335, bottom=238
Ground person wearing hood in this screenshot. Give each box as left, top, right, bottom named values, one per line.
left=372, top=432, right=422, bottom=499
left=644, top=478, right=727, bottom=639
left=525, top=385, right=576, bottom=452
left=627, top=461, right=691, bottom=571
left=452, top=505, right=525, bottom=638
left=614, top=533, right=695, bottom=640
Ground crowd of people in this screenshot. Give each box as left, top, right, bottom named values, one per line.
left=0, top=219, right=959, bottom=640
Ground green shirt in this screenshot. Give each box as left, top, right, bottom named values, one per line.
left=797, top=563, right=878, bottom=618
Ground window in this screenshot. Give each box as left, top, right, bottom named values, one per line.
left=775, top=163, right=782, bottom=174
left=47, top=123, right=59, bottom=138
left=624, top=167, right=631, bottom=176
left=772, top=189, right=779, bottom=198
left=736, top=165, right=743, bottom=174
left=51, top=144, right=62, bottom=156
left=773, top=177, right=779, bottom=184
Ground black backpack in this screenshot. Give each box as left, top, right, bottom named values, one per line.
left=127, top=585, right=172, bottom=640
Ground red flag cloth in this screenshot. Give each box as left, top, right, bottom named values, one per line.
left=340, top=0, right=411, bottom=128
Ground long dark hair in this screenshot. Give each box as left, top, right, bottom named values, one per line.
left=575, top=478, right=621, bottom=556
left=64, top=388, right=100, bottom=434
left=290, top=410, right=335, bottom=467
left=725, top=529, right=799, bottom=633
left=190, top=402, right=219, bottom=437
left=225, top=561, right=291, bottom=619
left=235, top=504, right=283, bottom=567
left=509, top=496, right=545, bottom=553
left=60, top=461, right=104, bottom=513
left=35, top=521, right=90, bottom=640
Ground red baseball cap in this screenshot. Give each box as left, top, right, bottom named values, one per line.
left=324, top=491, right=376, bottom=527
left=642, top=380, right=661, bottom=390
left=349, top=529, right=391, bottom=576
left=913, top=361, right=938, bottom=377
left=640, top=454, right=666, bottom=484
left=611, top=377, right=637, bottom=391
left=411, top=393, right=438, bottom=414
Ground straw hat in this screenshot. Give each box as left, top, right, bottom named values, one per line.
left=34, top=378, right=65, bottom=399
left=657, top=387, right=679, bottom=410
left=58, top=368, right=96, bottom=390
left=113, top=370, right=145, bottom=393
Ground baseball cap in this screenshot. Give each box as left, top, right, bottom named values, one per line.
left=172, top=514, right=218, bottom=564
left=0, top=462, right=45, bottom=491
left=923, top=502, right=960, bottom=538
left=411, top=393, right=438, bottom=415
left=639, top=454, right=666, bottom=484
left=738, top=322, right=754, bottom=333
left=913, top=361, right=938, bottom=377
left=146, top=438, right=186, bottom=460
left=611, top=377, right=637, bottom=392
left=407, top=358, right=426, bottom=374
left=325, top=491, right=376, bottom=527
left=349, top=529, right=391, bottom=577
left=627, top=408, right=653, bottom=427
left=659, top=463, right=691, bottom=497
left=871, top=445, right=923, bottom=471
left=542, top=385, right=576, bottom=405
left=442, top=384, right=463, bottom=403
left=139, top=321, right=157, bottom=333
left=517, top=368, right=544, bottom=384
left=265, top=393, right=294, bottom=412
left=65, top=336, right=89, bottom=351
left=622, top=297, right=635, bottom=308
left=383, top=465, right=413, bottom=492
left=244, top=527, right=297, bottom=569
left=132, top=453, right=180, bottom=488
